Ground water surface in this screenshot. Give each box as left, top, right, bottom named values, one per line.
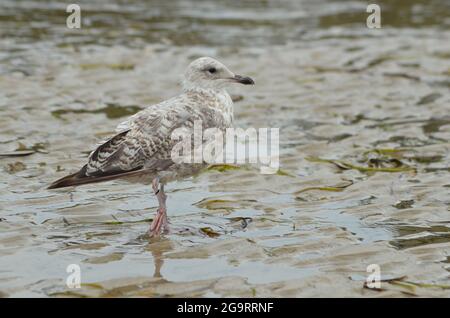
left=0, top=0, right=450, bottom=297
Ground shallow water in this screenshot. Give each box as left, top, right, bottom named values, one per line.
left=0, top=0, right=450, bottom=297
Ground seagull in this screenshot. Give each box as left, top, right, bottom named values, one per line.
left=48, top=57, right=254, bottom=237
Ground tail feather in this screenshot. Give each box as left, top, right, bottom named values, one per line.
left=47, top=165, right=144, bottom=189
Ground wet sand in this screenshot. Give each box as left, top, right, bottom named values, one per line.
left=0, top=0, right=449, bottom=297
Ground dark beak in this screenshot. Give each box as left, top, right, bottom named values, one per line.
left=232, top=74, right=255, bottom=85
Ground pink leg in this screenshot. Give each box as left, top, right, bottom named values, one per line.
left=148, top=178, right=169, bottom=237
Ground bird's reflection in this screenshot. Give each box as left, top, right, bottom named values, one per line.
left=145, top=238, right=174, bottom=279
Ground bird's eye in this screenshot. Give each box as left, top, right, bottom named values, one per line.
left=207, top=67, right=217, bottom=74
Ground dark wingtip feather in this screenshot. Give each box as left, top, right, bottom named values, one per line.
left=47, top=165, right=145, bottom=189
left=47, top=174, right=78, bottom=189
left=47, top=165, right=88, bottom=189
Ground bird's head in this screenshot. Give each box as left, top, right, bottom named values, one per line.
left=183, top=57, right=254, bottom=91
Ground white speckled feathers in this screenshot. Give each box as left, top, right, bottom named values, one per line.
left=86, top=89, right=233, bottom=176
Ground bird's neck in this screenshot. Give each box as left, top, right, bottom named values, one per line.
left=183, top=85, right=226, bottom=95
left=184, top=87, right=234, bottom=125
left=184, top=86, right=231, bottom=103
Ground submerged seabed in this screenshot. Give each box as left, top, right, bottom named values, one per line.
left=0, top=0, right=449, bottom=297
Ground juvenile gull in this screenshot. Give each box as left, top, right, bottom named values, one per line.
left=48, top=57, right=254, bottom=237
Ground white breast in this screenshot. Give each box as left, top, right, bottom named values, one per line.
left=216, top=90, right=234, bottom=126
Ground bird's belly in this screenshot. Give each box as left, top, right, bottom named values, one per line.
left=117, top=162, right=207, bottom=186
